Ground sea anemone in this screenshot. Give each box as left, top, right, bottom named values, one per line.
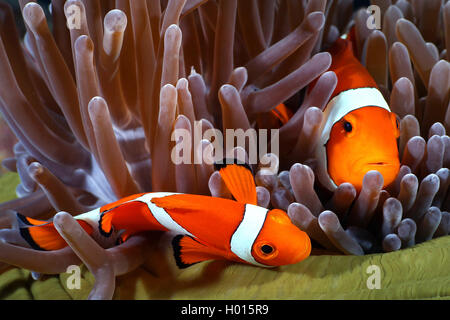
left=0, top=0, right=448, bottom=300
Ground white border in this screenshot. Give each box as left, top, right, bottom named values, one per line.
left=135, top=192, right=195, bottom=237
left=230, top=204, right=271, bottom=268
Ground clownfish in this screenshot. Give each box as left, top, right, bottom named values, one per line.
left=274, top=28, right=400, bottom=192
left=16, top=161, right=311, bottom=268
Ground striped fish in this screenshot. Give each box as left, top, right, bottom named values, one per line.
left=17, top=162, right=311, bottom=268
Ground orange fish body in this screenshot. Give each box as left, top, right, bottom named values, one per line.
left=18, top=163, right=311, bottom=268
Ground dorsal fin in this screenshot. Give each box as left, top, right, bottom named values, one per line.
left=214, top=159, right=257, bottom=205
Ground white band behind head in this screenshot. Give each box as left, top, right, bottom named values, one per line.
left=315, top=87, right=391, bottom=191
left=230, top=204, right=271, bottom=268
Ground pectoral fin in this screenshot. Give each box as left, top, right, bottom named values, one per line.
left=172, top=235, right=225, bottom=269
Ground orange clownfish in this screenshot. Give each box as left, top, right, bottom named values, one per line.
left=17, top=161, right=311, bottom=268
left=275, top=28, right=400, bottom=192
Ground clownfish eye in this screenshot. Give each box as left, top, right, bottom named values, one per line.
left=261, top=244, right=274, bottom=254
left=343, top=121, right=353, bottom=133
left=254, top=241, right=278, bottom=260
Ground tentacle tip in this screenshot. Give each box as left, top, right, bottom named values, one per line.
left=401, top=173, right=419, bottom=185
left=27, top=162, right=44, bottom=177
left=53, top=212, right=73, bottom=227
left=337, top=182, right=357, bottom=196
left=315, top=51, right=332, bottom=62
left=218, top=84, right=238, bottom=101
left=88, top=96, right=108, bottom=117
left=306, top=11, right=325, bottom=31
left=176, top=77, right=189, bottom=89
left=321, top=70, right=338, bottom=82
left=75, top=35, right=94, bottom=53
left=424, top=173, right=441, bottom=189
left=189, top=66, right=199, bottom=77
left=166, top=23, right=181, bottom=32
left=104, top=9, right=128, bottom=33
left=363, top=170, right=385, bottom=188
left=304, top=107, right=324, bottom=123
left=395, top=17, right=410, bottom=29
left=161, top=83, right=177, bottom=91
left=22, top=2, right=45, bottom=30
left=318, top=211, right=340, bottom=232
left=165, top=24, right=182, bottom=41
left=174, top=114, right=191, bottom=129
left=290, top=163, right=314, bottom=181
left=394, top=76, right=414, bottom=89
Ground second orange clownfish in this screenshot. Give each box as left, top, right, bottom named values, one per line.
left=16, top=161, right=311, bottom=269
left=274, top=28, right=400, bottom=192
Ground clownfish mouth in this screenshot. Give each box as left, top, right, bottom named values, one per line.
left=367, top=162, right=391, bottom=166
left=351, top=158, right=399, bottom=179
left=362, top=161, right=397, bottom=173
left=353, top=158, right=397, bottom=170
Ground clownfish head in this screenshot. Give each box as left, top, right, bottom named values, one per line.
left=251, top=209, right=311, bottom=267
left=325, top=106, right=400, bottom=192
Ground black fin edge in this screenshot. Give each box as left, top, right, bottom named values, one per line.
left=214, top=158, right=253, bottom=174
left=98, top=210, right=114, bottom=238
left=19, top=227, right=46, bottom=251
left=172, top=235, right=199, bottom=269
left=16, top=213, right=32, bottom=226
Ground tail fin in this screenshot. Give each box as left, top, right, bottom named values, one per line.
left=271, top=103, right=293, bottom=125
left=17, top=213, right=93, bottom=251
